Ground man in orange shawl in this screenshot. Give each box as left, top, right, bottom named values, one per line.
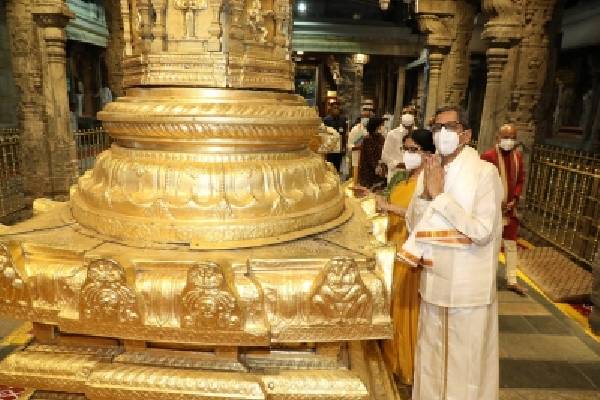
left=481, top=123, right=527, bottom=295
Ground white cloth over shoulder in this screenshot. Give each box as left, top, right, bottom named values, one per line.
left=401, top=146, right=503, bottom=308
left=381, top=126, right=407, bottom=182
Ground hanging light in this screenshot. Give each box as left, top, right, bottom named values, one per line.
left=352, top=53, right=369, bottom=65
left=297, top=1, right=307, bottom=15
left=379, top=0, right=390, bottom=10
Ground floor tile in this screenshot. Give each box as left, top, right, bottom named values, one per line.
left=499, top=302, right=551, bottom=316
left=500, top=359, right=596, bottom=389
left=525, top=315, right=571, bottom=335
left=573, top=362, right=600, bottom=389
left=499, top=315, right=537, bottom=334
left=499, top=290, right=535, bottom=303
left=500, top=334, right=600, bottom=362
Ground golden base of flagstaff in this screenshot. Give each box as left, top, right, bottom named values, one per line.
left=70, top=88, right=347, bottom=248
left=0, top=198, right=400, bottom=399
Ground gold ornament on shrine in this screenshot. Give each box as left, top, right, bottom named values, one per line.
left=0, top=1, right=399, bottom=399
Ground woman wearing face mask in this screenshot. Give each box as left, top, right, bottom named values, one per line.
left=377, top=129, right=436, bottom=386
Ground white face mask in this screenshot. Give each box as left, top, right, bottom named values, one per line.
left=403, top=151, right=422, bottom=170
left=434, top=127, right=460, bottom=156
left=499, top=138, right=516, bottom=151
left=360, top=117, right=369, bottom=126
left=401, top=113, right=415, bottom=127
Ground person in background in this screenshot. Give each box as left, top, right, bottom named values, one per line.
left=95, top=85, right=113, bottom=110
left=381, top=111, right=416, bottom=182
left=377, top=129, right=436, bottom=386
left=481, top=123, right=527, bottom=296
left=323, top=101, right=347, bottom=172
left=357, top=116, right=387, bottom=190
left=348, top=106, right=374, bottom=181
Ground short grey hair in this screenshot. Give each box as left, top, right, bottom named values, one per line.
left=434, top=105, right=470, bottom=130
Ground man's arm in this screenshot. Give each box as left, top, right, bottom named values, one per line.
left=429, top=167, right=502, bottom=245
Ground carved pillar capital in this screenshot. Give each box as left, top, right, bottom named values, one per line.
left=482, top=0, right=524, bottom=46
left=31, top=0, right=74, bottom=28
left=417, top=14, right=453, bottom=50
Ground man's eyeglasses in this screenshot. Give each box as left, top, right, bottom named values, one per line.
left=431, top=121, right=463, bottom=133
left=403, top=146, right=421, bottom=153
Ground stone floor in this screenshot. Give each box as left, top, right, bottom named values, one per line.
left=495, top=267, right=600, bottom=400
left=0, top=266, right=599, bottom=400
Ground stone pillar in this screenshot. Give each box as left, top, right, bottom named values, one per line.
left=584, top=56, right=600, bottom=151
left=505, top=0, right=559, bottom=164
left=7, top=0, right=50, bottom=199
left=417, top=0, right=474, bottom=125
left=416, top=67, right=426, bottom=124
left=477, top=0, right=523, bottom=152
left=442, top=0, right=475, bottom=107
left=338, top=55, right=363, bottom=125
left=32, top=0, right=78, bottom=199
left=392, top=64, right=406, bottom=128
left=6, top=0, right=78, bottom=202
left=425, top=50, right=445, bottom=124
left=104, top=0, right=125, bottom=97
left=478, top=46, right=511, bottom=150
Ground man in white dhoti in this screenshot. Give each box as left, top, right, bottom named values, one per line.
left=401, top=106, right=502, bottom=400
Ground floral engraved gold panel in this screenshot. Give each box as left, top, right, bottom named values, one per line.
left=79, top=259, right=140, bottom=323
left=310, top=257, right=372, bottom=325
left=181, top=262, right=242, bottom=329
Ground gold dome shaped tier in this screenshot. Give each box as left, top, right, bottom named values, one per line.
left=71, top=88, right=349, bottom=248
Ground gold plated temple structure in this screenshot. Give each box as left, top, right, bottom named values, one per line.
left=0, top=1, right=399, bottom=399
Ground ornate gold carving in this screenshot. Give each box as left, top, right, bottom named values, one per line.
left=0, top=351, right=99, bottom=393
left=87, top=364, right=266, bottom=400
left=261, top=371, right=369, bottom=399
left=311, top=257, right=372, bottom=324
left=79, top=259, right=140, bottom=323
left=181, top=262, right=241, bottom=329
left=247, top=0, right=273, bottom=43
left=173, top=0, right=208, bottom=38
left=0, top=0, right=399, bottom=397
left=68, top=87, right=349, bottom=248
left=114, top=349, right=247, bottom=371
left=0, top=243, right=30, bottom=310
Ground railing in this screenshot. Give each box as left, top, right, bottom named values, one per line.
left=0, top=128, right=24, bottom=219
left=523, top=144, right=600, bottom=268
left=74, top=128, right=111, bottom=175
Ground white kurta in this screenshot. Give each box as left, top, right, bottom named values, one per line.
left=405, top=147, right=503, bottom=399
